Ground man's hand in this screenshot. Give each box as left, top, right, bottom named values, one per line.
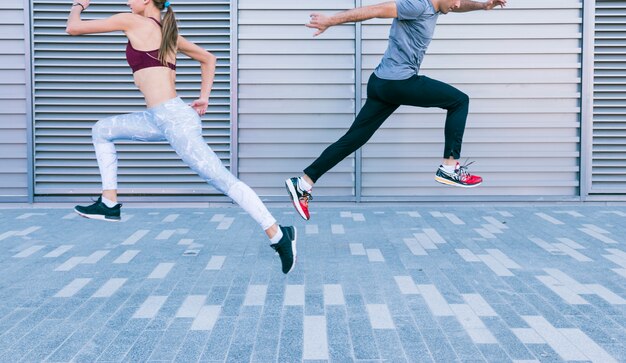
left=190, top=99, right=208, bottom=116
left=484, top=0, right=506, bottom=10
left=306, top=13, right=333, bottom=37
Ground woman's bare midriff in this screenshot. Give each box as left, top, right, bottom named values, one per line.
left=133, top=66, right=177, bottom=108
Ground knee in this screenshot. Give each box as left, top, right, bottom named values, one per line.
left=446, top=91, right=469, bottom=112
left=206, top=164, right=240, bottom=195
left=337, top=130, right=365, bottom=149
left=91, top=118, right=112, bottom=143
left=216, top=173, right=240, bottom=196
left=456, top=91, right=469, bottom=106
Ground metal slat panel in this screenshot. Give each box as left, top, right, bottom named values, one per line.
left=238, top=0, right=357, bottom=196
left=237, top=0, right=584, bottom=199
left=0, top=2, right=28, bottom=199
left=360, top=0, right=582, bottom=197
left=32, top=1, right=231, bottom=195
left=591, top=0, right=626, bottom=193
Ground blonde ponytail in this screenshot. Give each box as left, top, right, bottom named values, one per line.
left=154, top=1, right=178, bottom=66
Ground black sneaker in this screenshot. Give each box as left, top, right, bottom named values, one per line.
left=74, top=197, right=122, bottom=222
left=285, top=177, right=312, bottom=220
left=271, top=225, right=297, bottom=274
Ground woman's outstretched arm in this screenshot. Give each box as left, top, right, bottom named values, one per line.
left=66, top=0, right=135, bottom=35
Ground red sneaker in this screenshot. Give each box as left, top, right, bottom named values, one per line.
left=435, top=161, right=483, bottom=188
left=285, top=177, right=312, bottom=220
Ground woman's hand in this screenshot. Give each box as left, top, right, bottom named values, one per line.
left=73, top=0, right=90, bottom=11
left=190, top=99, right=209, bottom=116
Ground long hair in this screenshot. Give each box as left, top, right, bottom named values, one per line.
left=153, top=0, right=178, bottom=66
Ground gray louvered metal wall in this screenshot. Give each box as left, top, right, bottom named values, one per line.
left=238, top=0, right=583, bottom=199
left=19, top=0, right=619, bottom=201
left=360, top=0, right=582, bottom=198
left=590, top=0, right=626, bottom=194
left=32, top=0, right=231, bottom=196
left=0, top=0, right=30, bottom=201
left=238, top=0, right=358, bottom=198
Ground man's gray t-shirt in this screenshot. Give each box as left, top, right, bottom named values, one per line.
left=374, top=0, right=439, bottom=80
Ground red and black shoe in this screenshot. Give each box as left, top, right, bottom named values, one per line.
left=285, top=177, right=312, bottom=220
left=435, top=161, right=483, bottom=188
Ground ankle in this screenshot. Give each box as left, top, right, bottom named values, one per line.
left=269, top=226, right=283, bottom=245
left=102, top=190, right=117, bottom=203
left=101, top=195, right=118, bottom=208
left=442, top=158, right=457, bottom=167
left=440, top=163, right=456, bottom=172
left=299, top=176, right=313, bottom=191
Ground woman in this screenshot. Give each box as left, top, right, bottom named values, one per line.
left=67, top=0, right=296, bottom=274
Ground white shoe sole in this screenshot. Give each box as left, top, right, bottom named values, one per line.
left=288, top=226, right=297, bottom=274
left=435, top=176, right=482, bottom=188
left=74, top=208, right=121, bottom=222
left=285, top=179, right=310, bottom=220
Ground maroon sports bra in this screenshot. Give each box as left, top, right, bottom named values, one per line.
left=125, top=17, right=176, bottom=73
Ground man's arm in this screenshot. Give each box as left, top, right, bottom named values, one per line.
left=306, top=1, right=397, bottom=36
left=452, top=0, right=507, bottom=13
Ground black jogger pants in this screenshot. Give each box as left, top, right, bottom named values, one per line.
left=304, top=73, right=470, bottom=183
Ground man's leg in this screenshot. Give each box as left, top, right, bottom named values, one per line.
left=376, top=75, right=482, bottom=187
left=286, top=95, right=398, bottom=220
left=378, top=75, right=469, bottom=160
left=304, top=98, right=399, bottom=183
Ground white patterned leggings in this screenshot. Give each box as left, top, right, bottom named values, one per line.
left=92, top=97, right=276, bottom=230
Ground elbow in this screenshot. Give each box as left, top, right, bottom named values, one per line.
left=205, top=52, right=217, bottom=65
left=66, top=25, right=78, bottom=36
left=376, top=2, right=398, bottom=18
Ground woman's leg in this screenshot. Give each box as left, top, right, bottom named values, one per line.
left=92, top=111, right=166, bottom=196
left=75, top=110, right=166, bottom=221
left=154, top=102, right=277, bottom=233
left=155, top=100, right=297, bottom=273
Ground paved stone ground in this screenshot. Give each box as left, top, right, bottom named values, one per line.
left=0, top=204, right=625, bottom=362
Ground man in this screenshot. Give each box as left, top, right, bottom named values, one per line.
left=285, top=0, right=507, bottom=220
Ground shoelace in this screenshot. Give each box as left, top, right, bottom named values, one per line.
left=91, top=196, right=121, bottom=208
left=300, top=190, right=313, bottom=204
left=271, top=240, right=291, bottom=256
left=457, top=159, right=475, bottom=179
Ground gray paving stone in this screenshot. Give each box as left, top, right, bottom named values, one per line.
left=422, top=328, right=459, bottom=362
left=483, top=316, right=536, bottom=361
left=444, top=328, right=485, bottom=361
left=251, top=314, right=281, bottom=362
left=0, top=205, right=624, bottom=362
left=148, top=320, right=191, bottom=361
left=121, top=329, right=163, bottom=363
left=97, top=319, right=149, bottom=362
left=477, top=344, right=513, bottom=363
left=174, top=330, right=211, bottom=363
left=349, top=316, right=379, bottom=360
left=305, top=293, right=324, bottom=316
left=198, top=316, right=235, bottom=361
left=277, top=307, right=303, bottom=362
